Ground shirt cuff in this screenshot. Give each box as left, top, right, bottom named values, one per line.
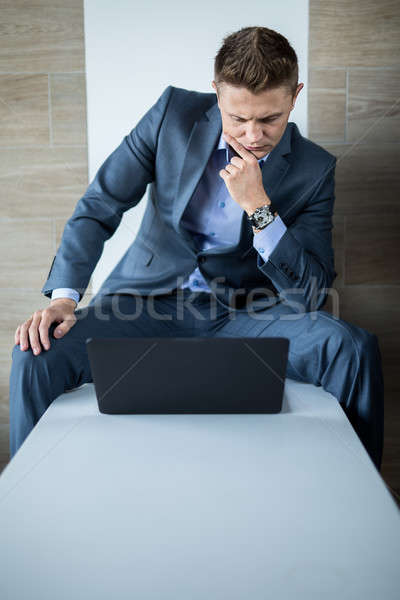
left=252, top=215, right=287, bottom=260
left=51, top=288, right=80, bottom=306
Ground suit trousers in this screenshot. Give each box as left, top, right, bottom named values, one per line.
left=9, top=288, right=384, bottom=471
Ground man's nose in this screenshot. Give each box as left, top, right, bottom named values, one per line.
left=246, top=123, right=264, bottom=143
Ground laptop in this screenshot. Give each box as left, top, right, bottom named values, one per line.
left=86, top=337, right=289, bottom=414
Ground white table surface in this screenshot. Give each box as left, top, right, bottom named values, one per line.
left=0, top=379, right=399, bottom=599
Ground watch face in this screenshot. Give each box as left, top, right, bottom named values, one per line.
left=257, top=213, right=272, bottom=226
left=253, top=206, right=274, bottom=228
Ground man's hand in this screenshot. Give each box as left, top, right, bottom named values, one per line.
left=219, top=132, right=271, bottom=215
left=14, top=298, right=77, bottom=356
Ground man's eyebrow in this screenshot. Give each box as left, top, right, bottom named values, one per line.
left=228, top=112, right=283, bottom=120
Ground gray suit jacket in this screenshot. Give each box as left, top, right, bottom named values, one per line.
left=42, top=85, right=337, bottom=313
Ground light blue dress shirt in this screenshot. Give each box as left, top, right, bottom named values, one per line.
left=51, top=131, right=287, bottom=305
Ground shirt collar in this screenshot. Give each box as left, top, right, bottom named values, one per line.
left=217, top=131, right=270, bottom=165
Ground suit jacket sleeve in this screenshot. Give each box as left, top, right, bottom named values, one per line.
left=41, top=85, right=174, bottom=301
left=257, top=157, right=337, bottom=312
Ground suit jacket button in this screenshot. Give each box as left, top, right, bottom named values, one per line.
left=198, top=256, right=206, bottom=264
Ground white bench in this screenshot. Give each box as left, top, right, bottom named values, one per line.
left=0, top=380, right=399, bottom=599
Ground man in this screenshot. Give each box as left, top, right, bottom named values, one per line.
left=10, top=26, right=384, bottom=470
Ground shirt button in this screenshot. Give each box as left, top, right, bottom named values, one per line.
left=219, top=201, right=225, bottom=208
left=258, top=247, right=265, bottom=254
left=193, top=279, right=199, bottom=286
left=210, top=231, right=216, bottom=236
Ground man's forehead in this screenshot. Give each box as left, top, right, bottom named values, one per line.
left=219, top=84, right=292, bottom=115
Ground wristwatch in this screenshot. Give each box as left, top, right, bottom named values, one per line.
left=247, top=204, right=275, bottom=230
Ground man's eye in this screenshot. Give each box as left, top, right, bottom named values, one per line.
left=232, top=116, right=278, bottom=123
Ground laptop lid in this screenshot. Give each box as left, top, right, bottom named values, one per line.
left=86, top=337, right=289, bottom=414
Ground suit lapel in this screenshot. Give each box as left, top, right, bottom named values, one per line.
left=173, top=102, right=222, bottom=239
left=260, top=123, right=292, bottom=212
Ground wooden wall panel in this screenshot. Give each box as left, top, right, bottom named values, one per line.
left=326, top=144, right=400, bottom=215
left=51, top=74, right=88, bottom=145
left=308, top=69, right=346, bottom=142
left=0, top=74, right=49, bottom=145
left=0, top=1, right=88, bottom=473
left=0, top=0, right=85, bottom=72
left=310, top=0, right=400, bottom=67
left=0, top=147, right=88, bottom=219
left=345, top=214, right=400, bottom=285
left=348, top=69, right=400, bottom=143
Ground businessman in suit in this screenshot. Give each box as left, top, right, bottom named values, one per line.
left=10, top=26, right=384, bottom=470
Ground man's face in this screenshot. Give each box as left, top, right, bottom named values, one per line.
left=212, top=81, right=303, bottom=159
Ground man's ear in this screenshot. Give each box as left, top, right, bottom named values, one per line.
left=291, top=82, right=304, bottom=108
left=212, top=80, right=221, bottom=108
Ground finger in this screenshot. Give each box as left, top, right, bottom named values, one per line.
left=229, top=156, right=243, bottom=169
left=19, top=318, right=33, bottom=351
left=223, top=133, right=256, bottom=161
left=224, top=163, right=239, bottom=175
left=28, top=311, right=43, bottom=355
left=53, top=315, right=77, bottom=339
left=14, top=325, right=21, bottom=346
left=38, top=312, right=54, bottom=350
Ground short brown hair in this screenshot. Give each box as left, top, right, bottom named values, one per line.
left=214, top=26, right=298, bottom=96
